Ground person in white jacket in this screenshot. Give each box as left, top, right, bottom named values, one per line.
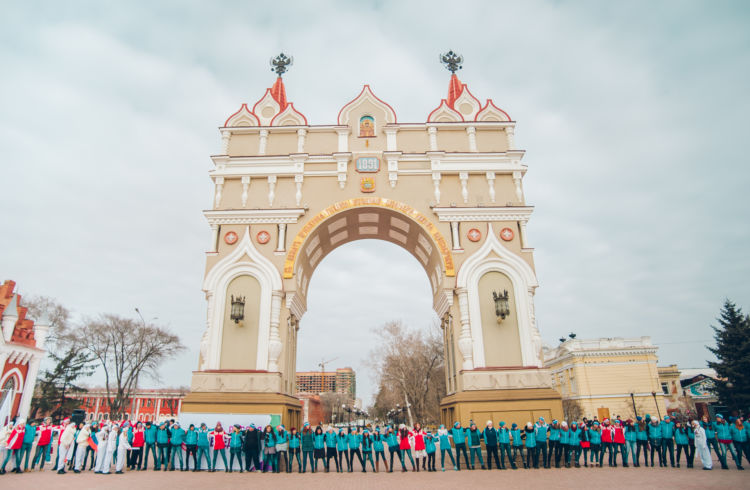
left=692, top=420, right=712, bottom=470
left=56, top=419, right=76, bottom=474
left=115, top=424, right=131, bottom=474
left=94, top=424, right=110, bottom=474
left=74, top=423, right=92, bottom=472
left=101, top=424, right=118, bottom=475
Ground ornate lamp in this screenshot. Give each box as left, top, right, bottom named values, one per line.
left=493, top=290, right=510, bottom=322
left=230, top=295, right=245, bottom=324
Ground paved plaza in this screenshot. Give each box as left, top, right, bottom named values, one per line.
left=2, top=456, right=747, bottom=490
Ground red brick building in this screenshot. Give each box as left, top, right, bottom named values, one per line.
left=70, top=388, right=188, bottom=423
left=0, top=280, right=49, bottom=425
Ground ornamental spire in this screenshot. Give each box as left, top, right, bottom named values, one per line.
left=270, top=52, right=294, bottom=76
left=439, top=50, right=463, bottom=74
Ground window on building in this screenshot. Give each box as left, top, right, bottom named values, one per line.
left=661, top=383, right=669, bottom=395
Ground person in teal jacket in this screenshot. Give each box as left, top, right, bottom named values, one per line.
left=262, top=424, right=277, bottom=473
left=511, top=423, right=524, bottom=468
left=196, top=423, right=211, bottom=471
left=435, top=425, right=455, bottom=471
left=228, top=425, right=244, bottom=473
left=346, top=427, right=362, bottom=472
left=566, top=421, right=580, bottom=468
left=589, top=422, right=602, bottom=467
left=730, top=417, right=748, bottom=469
left=361, top=429, right=376, bottom=472
left=313, top=426, right=327, bottom=472
left=275, top=425, right=289, bottom=473
left=647, top=417, right=663, bottom=467
left=534, top=417, right=550, bottom=469
left=451, top=422, right=470, bottom=470
left=634, top=417, right=648, bottom=467
left=557, top=422, right=570, bottom=467
left=466, top=423, right=485, bottom=469
left=715, top=414, right=739, bottom=469
left=660, top=415, right=676, bottom=467
left=498, top=422, right=515, bottom=470
left=324, top=426, right=338, bottom=472
left=300, top=423, right=315, bottom=473
left=20, top=420, right=37, bottom=472
left=169, top=422, right=185, bottom=471
left=143, top=421, right=158, bottom=470
left=522, top=422, right=538, bottom=469
left=155, top=422, right=170, bottom=470
left=287, top=427, right=300, bottom=472
left=425, top=431, right=437, bottom=471
left=373, top=427, right=388, bottom=472
left=624, top=420, right=638, bottom=467
left=674, top=421, right=689, bottom=468
left=548, top=420, right=561, bottom=469
left=386, top=426, right=404, bottom=472
left=336, top=428, right=350, bottom=472
left=184, top=424, right=198, bottom=471
left=701, top=416, right=726, bottom=469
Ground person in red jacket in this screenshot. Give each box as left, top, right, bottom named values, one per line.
left=411, top=424, right=426, bottom=471
left=129, top=422, right=146, bottom=470
left=612, top=419, right=627, bottom=467
left=1, top=421, right=26, bottom=474
left=601, top=419, right=615, bottom=467
left=31, top=418, right=54, bottom=471
left=398, top=425, right=416, bottom=471
left=210, top=422, right=228, bottom=472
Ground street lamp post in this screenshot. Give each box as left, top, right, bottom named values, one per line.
left=652, top=392, right=662, bottom=419
left=630, top=393, right=638, bottom=418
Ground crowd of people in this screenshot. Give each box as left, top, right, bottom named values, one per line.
left=0, top=412, right=748, bottom=475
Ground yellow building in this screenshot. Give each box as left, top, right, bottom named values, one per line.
left=544, top=337, right=667, bottom=421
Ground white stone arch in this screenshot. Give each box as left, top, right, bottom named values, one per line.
left=0, top=368, right=23, bottom=415
left=456, top=223, right=542, bottom=368
left=202, top=226, right=283, bottom=371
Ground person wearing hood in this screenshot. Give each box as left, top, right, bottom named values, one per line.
left=242, top=424, right=260, bottom=472
left=547, top=420, right=560, bottom=469
left=276, top=425, right=289, bottom=473
left=335, top=427, right=349, bottom=472
left=143, top=421, right=158, bottom=471
left=660, top=415, right=676, bottom=467
left=674, top=420, right=689, bottom=467
left=624, top=419, right=637, bottom=467
left=647, top=416, right=663, bottom=467
left=0, top=420, right=25, bottom=474
left=94, top=423, right=110, bottom=473
left=18, top=419, right=36, bottom=472
left=451, top=422, right=470, bottom=470
left=286, top=426, right=300, bottom=472
left=361, top=429, right=376, bottom=472
left=300, top=423, right=314, bottom=473
left=101, top=424, right=118, bottom=474
left=436, top=424, right=457, bottom=471
left=424, top=430, right=437, bottom=472
left=228, top=424, right=244, bottom=473
left=31, top=417, right=54, bottom=471
left=385, top=426, right=403, bottom=472
left=127, top=421, right=144, bottom=471
left=184, top=424, right=198, bottom=470
left=411, top=423, right=427, bottom=471
left=55, top=418, right=76, bottom=473
left=534, top=417, right=549, bottom=469
left=168, top=421, right=185, bottom=471
left=373, top=426, right=388, bottom=472
left=556, top=421, right=569, bottom=468
left=701, top=415, right=725, bottom=469
left=715, top=414, right=740, bottom=469
left=692, top=420, right=712, bottom=470
left=398, top=425, right=415, bottom=471
left=511, top=423, right=524, bottom=468
left=346, top=427, right=362, bottom=472
left=730, top=416, right=748, bottom=469
left=600, top=418, right=615, bottom=467
left=115, top=424, right=131, bottom=474
left=579, top=423, right=591, bottom=467
left=612, top=419, right=626, bottom=467
left=589, top=421, right=602, bottom=467
left=565, top=421, right=580, bottom=468
left=634, top=416, right=648, bottom=467
left=194, top=423, right=211, bottom=471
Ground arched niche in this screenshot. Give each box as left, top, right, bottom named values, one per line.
left=220, top=274, right=261, bottom=370
left=478, top=271, right=522, bottom=366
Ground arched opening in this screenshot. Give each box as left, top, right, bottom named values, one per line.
left=296, top=239, right=439, bottom=409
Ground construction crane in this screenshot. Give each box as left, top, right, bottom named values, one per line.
left=318, top=357, right=339, bottom=373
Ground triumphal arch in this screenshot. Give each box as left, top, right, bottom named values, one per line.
left=181, top=53, right=563, bottom=427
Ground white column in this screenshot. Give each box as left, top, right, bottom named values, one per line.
left=177, top=399, right=182, bottom=416
left=513, top=171, right=524, bottom=203
left=221, top=130, right=230, bottom=154
left=456, top=288, right=474, bottom=370
left=337, top=129, right=349, bottom=152
left=466, top=126, right=477, bottom=152
left=267, top=176, right=277, bottom=206
left=385, top=128, right=398, bottom=151
left=432, top=172, right=441, bottom=204
left=241, top=176, right=250, bottom=208
left=506, top=125, right=515, bottom=149
left=155, top=399, right=161, bottom=420
left=209, top=224, right=219, bottom=253
left=213, top=177, right=224, bottom=209
left=519, top=221, right=530, bottom=249
left=294, top=174, right=303, bottom=206
left=459, top=172, right=469, bottom=204
left=428, top=127, right=438, bottom=151
left=276, top=223, right=287, bottom=252
left=259, top=129, right=269, bottom=155
left=267, top=291, right=284, bottom=372
left=94, top=397, right=100, bottom=419
left=296, top=128, right=307, bottom=153
left=18, top=356, right=41, bottom=420
left=336, top=155, right=348, bottom=189
left=486, top=172, right=496, bottom=203
left=450, top=221, right=461, bottom=250
left=387, top=157, right=399, bottom=188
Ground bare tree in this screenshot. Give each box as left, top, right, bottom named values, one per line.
left=368, top=321, right=445, bottom=425
left=79, top=314, right=185, bottom=420
left=319, top=392, right=350, bottom=424
left=23, top=295, right=72, bottom=351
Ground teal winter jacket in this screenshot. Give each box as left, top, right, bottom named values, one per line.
left=715, top=423, right=731, bottom=441
left=313, top=433, right=325, bottom=450
left=144, top=426, right=157, bottom=444
left=301, top=431, right=314, bottom=451
left=425, top=435, right=436, bottom=454
left=347, top=433, right=361, bottom=450
left=451, top=427, right=467, bottom=445
left=170, top=428, right=185, bottom=446
left=674, top=429, right=688, bottom=445
left=523, top=430, right=537, bottom=448
left=336, top=432, right=348, bottom=451
left=157, top=428, right=169, bottom=445
left=511, top=429, right=523, bottom=446
left=497, top=428, right=510, bottom=444
left=325, top=432, right=338, bottom=448
left=373, top=434, right=385, bottom=452
left=185, top=429, right=198, bottom=445
left=197, top=430, right=209, bottom=447
left=589, top=429, right=601, bottom=445
left=535, top=424, right=549, bottom=442
left=289, top=433, right=300, bottom=449
left=660, top=421, right=675, bottom=439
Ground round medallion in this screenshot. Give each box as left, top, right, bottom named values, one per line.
left=224, top=231, right=238, bottom=245
left=500, top=227, right=514, bottom=241
left=256, top=230, right=271, bottom=244
left=467, top=228, right=482, bottom=242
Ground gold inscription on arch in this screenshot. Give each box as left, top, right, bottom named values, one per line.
left=283, top=198, right=455, bottom=278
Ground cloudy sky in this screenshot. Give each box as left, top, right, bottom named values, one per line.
left=1, top=1, right=748, bottom=406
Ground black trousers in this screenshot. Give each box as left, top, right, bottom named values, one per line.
left=276, top=450, right=288, bottom=473
left=339, top=449, right=350, bottom=471
left=185, top=445, right=197, bottom=470
left=537, top=441, right=548, bottom=467
left=486, top=445, right=500, bottom=469
left=388, top=448, right=403, bottom=471
left=554, top=440, right=564, bottom=466
left=326, top=447, right=339, bottom=472
left=427, top=452, right=436, bottom=470
left=636, top=440, right=649, bottom=466
left=348, top=448, right=363, bottom=470
left=244, top=448, right=261, bottom=471
left=454, top=443, right=470, bottom=469
left=129, top=447, right=143, bottom=469
left=547, top=440, right=558, bottom=467
left=649, top=438, right=663, bottom=466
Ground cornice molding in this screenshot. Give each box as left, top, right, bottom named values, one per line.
left=204, top=209, right=306, bottom=225
left=432, top=206, right=534, bottom=222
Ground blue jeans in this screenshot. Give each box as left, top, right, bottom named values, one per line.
left=196, top=446, right=211, bottom=470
